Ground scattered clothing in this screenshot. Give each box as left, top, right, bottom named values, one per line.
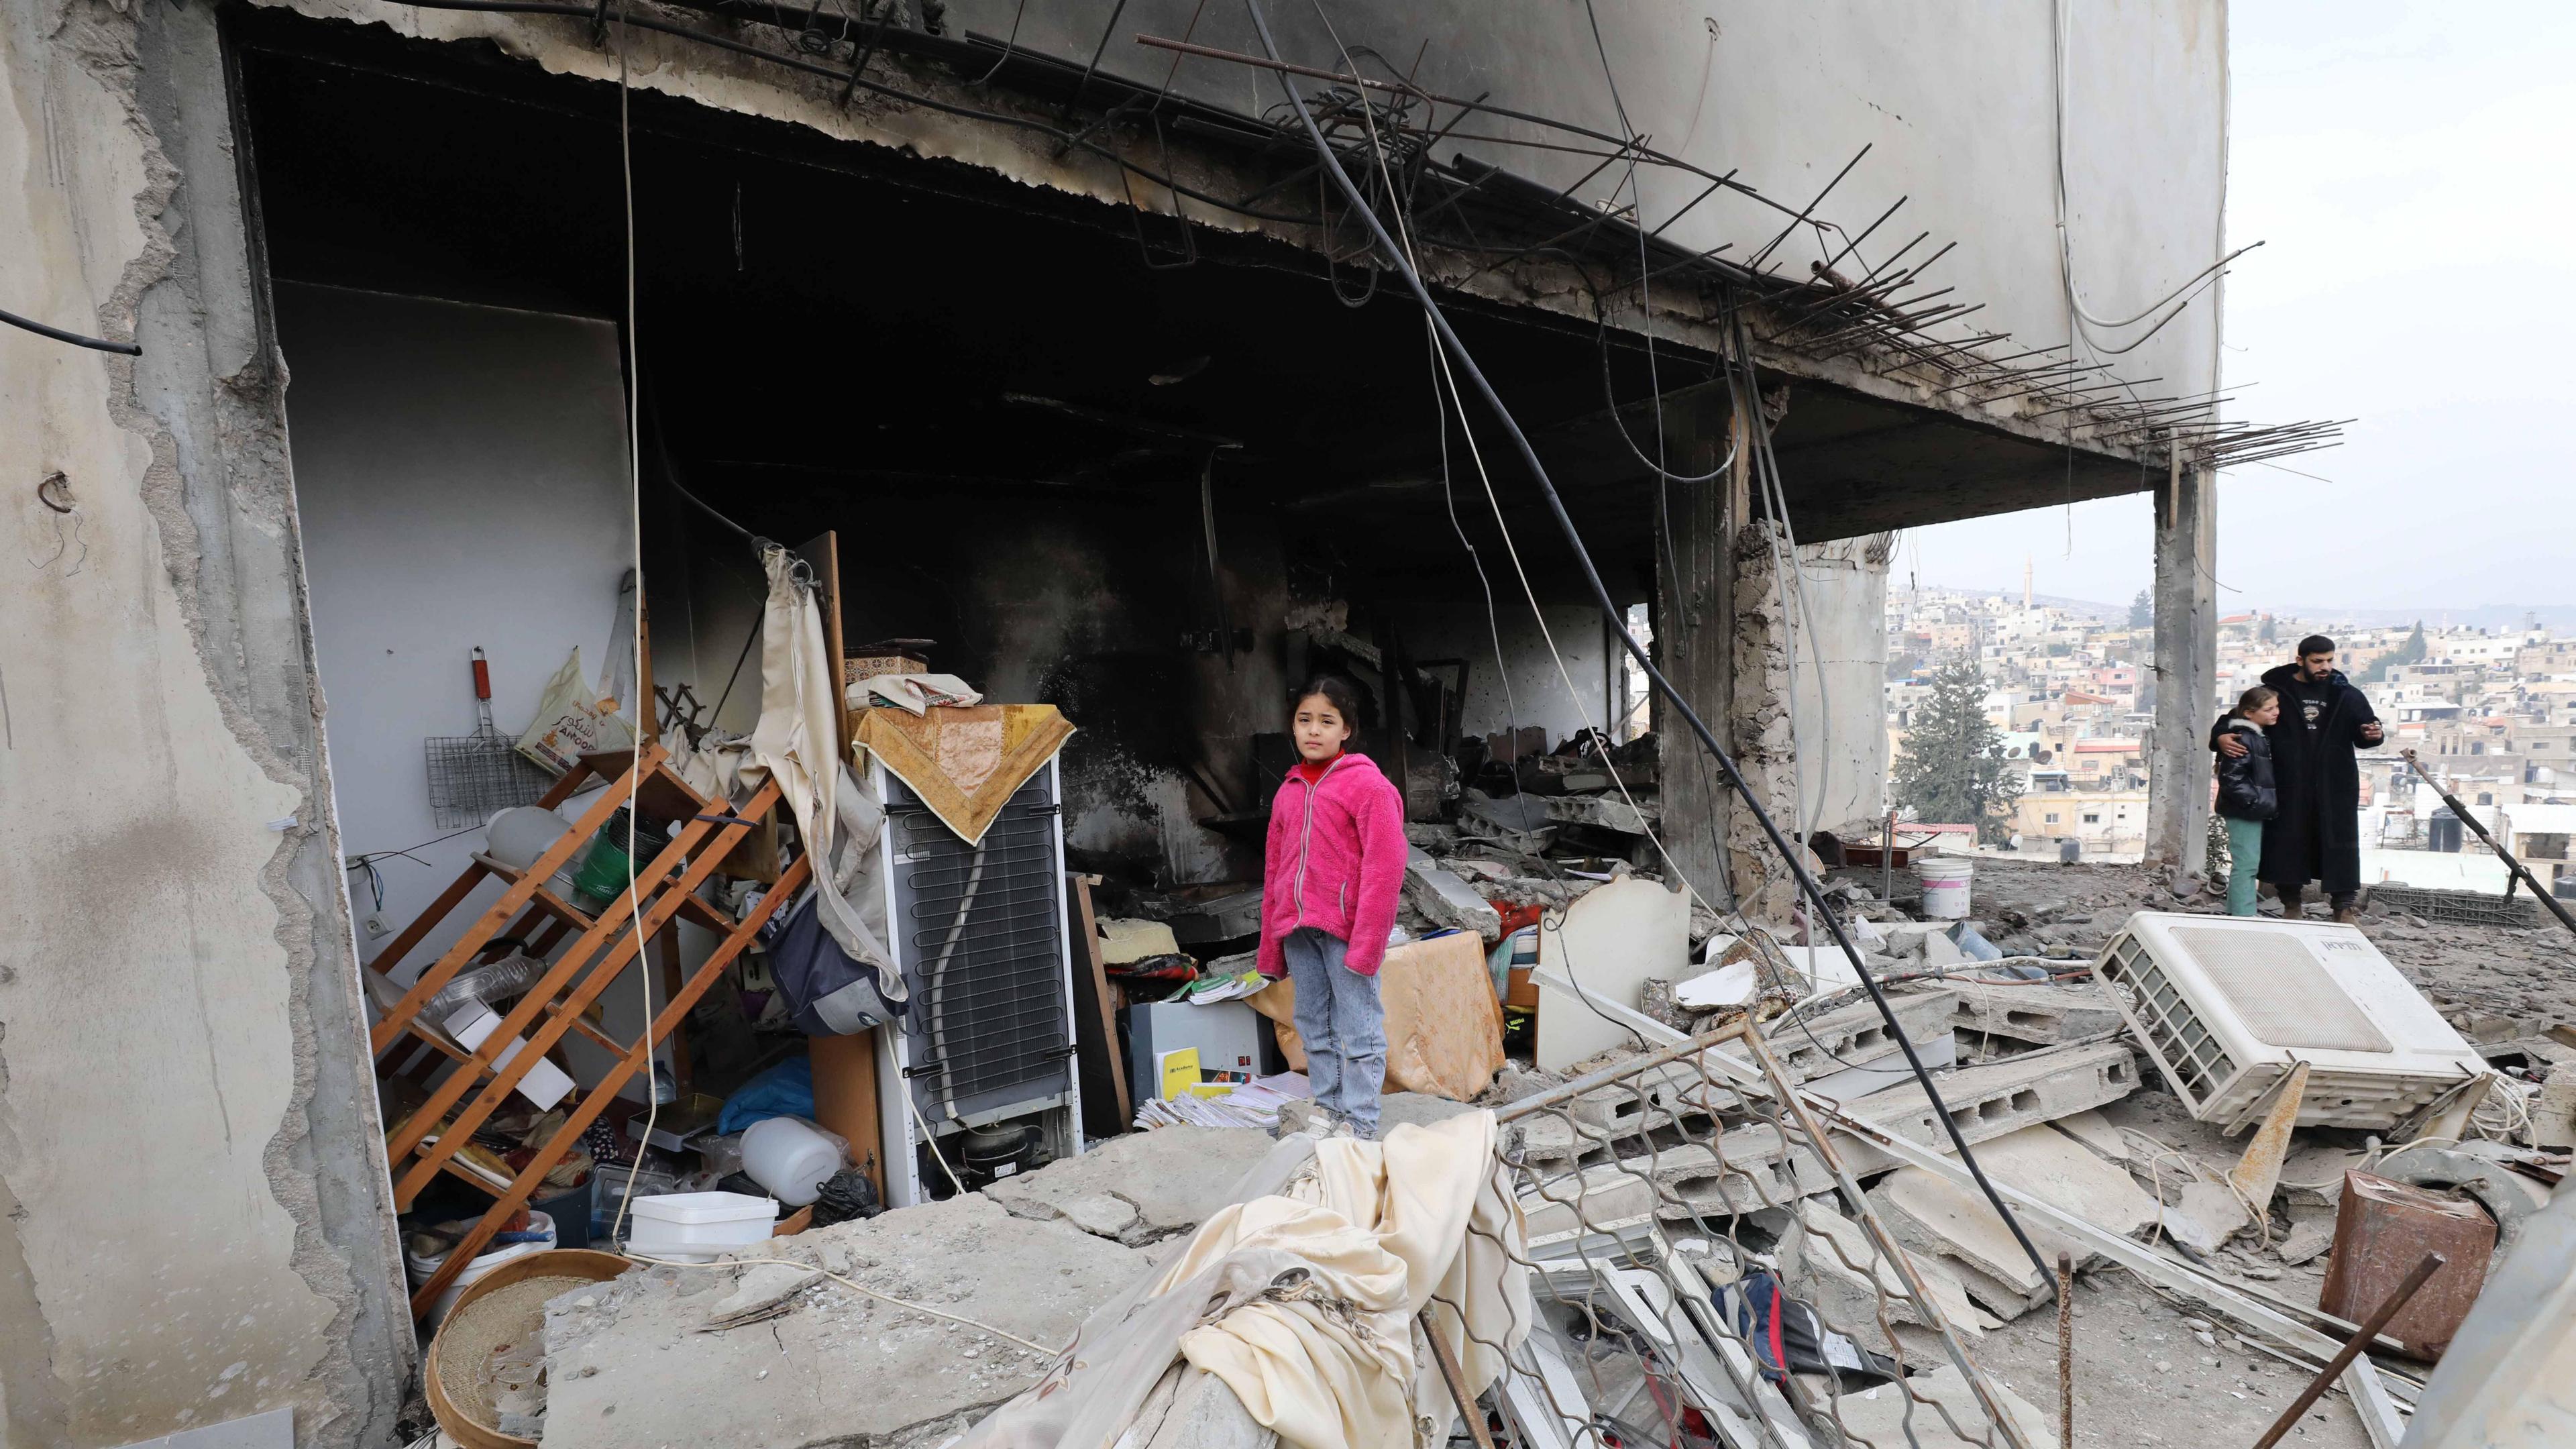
left=843, top=672, right=981, bottom=715
left=1284, top=927, right=1387, bottom=1140
left=951, top=1114, right=1530, bottom=1449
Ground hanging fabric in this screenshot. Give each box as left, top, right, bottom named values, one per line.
left=739, top=545, right=903, bottom=1003
left=853, top=702, right=1076, bottom=847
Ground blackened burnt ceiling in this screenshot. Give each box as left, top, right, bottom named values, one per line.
left=233, top=4, right=2151, bottom=572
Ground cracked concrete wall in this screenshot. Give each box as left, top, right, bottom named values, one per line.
left=0, top=0, right=413, bottom=1443
left=1727, top=521, right=1799, bottom=924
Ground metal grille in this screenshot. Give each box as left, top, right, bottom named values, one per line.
left=885, top=775, right=1072, bottom=1126
left=2364, top=883, right=2543, bottom=928
left=2100, top=936, right=2237, bottom=1105
left=423, top=731, right=555, bottom=828
left=1459, top=1023, right=2035, bottom=1449
left=2169, top=926, right=2392, bottom=1053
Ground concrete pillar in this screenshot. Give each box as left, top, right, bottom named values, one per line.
left=2146, top=461, right=2218, bottom=874
left=1728, top=519, right=1801, bottom=922
left=1652, top=389, right=1737, bottom=905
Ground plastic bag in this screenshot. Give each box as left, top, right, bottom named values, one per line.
left=517, top=647, right=636, bottom=774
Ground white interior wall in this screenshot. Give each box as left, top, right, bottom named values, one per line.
left=1786, top=541, right=1894, bottom=837
left=280, top=282, right=657, bottom=1087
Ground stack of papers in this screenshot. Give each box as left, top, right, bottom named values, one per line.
left=1133, top=1072, right=1309, bottom=1131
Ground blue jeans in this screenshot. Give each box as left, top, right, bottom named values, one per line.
left=1284, top=927, right=1385, bottom=1138
left=2226, top=815, right=2266, bottom=916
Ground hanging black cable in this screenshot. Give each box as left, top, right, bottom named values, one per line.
left=1242, top=0, right=2052, bottom=1284
left=2, top=303, right=140, bottom=356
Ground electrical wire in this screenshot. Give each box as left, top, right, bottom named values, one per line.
left=610, top=4, right=659, bottom=1246
left=1243, top=0, right=2053, bottom=1285
left=1, top=303, right=141, bottom=356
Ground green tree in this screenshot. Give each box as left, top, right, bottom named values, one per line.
left=2359, top=621, right=2425, bottom=684
left=2128, top=589, right=2154, bottom=630
left=2257, top=613, right=2278, bottom=644
left=1892, top=657, right=2024, bottom=844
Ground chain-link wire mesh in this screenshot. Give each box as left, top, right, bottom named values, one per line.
left=1438, top=1022, right=2036, bottom=1449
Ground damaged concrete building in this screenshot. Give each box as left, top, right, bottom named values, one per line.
left=0, top=0, right=2331, bottom=1443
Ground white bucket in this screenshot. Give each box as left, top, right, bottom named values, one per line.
left=1919, top=857, right=1974, bottom=919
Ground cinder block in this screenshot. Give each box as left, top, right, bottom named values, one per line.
left=1765, top=989, right=1958, bottom=1081
left=1639, top=1041, right=2141, bottom=1223
left=1941, top=979, right=2127, bottom=1046
left=1835, top=1040, right=2140, bottom=1175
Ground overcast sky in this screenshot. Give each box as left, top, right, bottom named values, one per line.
left=1899, top=1, right=2575, bottom=616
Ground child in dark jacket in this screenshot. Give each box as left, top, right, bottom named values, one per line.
left=2215, top=686, right=2282, bottom=916
left=1255, top=675, right=1407, bottom=1139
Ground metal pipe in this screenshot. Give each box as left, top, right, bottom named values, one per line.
left=2250, top=1252, right=2446, bottom=1449
left=2402, top=750, right=2576, bottom=936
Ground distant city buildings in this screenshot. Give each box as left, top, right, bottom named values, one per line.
left=1886, top=588, right=2576, bottom=887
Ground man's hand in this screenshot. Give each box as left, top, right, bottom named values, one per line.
left=2359, top=720, right=2385, bottom=746
left=2216, top=733, right=2249, bottom=758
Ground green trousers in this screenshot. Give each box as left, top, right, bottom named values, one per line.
left=2226, top=814, right=2267, bottom=916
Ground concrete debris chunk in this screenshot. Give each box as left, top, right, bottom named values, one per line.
left=1767, top=989, right=1957, bottom=1081
left=1941, top=977, right=2127, bottom=1046
left=1868, top=1121, right=2159, bottom=1320
left=700, top=1262, right=823, bottom=1328
left=981, top=1124, right=1276, bottom=1246
left=1279, top=1090, right=1472, bottom=1142
left=2275, top=1217, right=2337, bottom=1267
left=2532, top=1063, right=2576, bottom=1149
left=1542, top=793, right=1658, bottom=835
left=1402, top=847, right=1503, bottom=943
left=1796, top=1365, right=2051, bottom=1449
left=1833, top=1040, right=2142, bottom=1175
left=1776, top=1197, right=1997, bottom=1347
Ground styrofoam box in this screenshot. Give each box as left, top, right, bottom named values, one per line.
left=624, top=1191, right=777, bottom=1261
left=2093, top=912, right=2485, bottom=1130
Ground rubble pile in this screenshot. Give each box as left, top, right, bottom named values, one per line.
left=475, top=857, right=2571, bottom=1449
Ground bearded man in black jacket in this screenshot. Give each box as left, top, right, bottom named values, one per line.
left=2214, top=635, right=2384, bottom=922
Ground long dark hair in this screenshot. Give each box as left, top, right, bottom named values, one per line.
left=1293, top=674, right=1365, bottom=729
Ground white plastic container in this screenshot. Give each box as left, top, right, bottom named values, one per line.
left=484, top=805, right=572, bottom=871
left=624, top=1191, right=777, bottom=1261
left=407, top=1210, right=555, bottom=1329
left=740, top=1117, right=845, bottom=1207
left=1919, top=857, right=1974, bottom=918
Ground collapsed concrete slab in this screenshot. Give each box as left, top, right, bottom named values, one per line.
left=981, top=1124, right=1278, bottom=1246
left=543, top=1194, right=1143, bottom=1449
left=1868, top=1122, right=2161, bottom=1319
left=1404, top=847, right=1504, bottom=942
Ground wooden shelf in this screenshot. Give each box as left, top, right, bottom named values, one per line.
left=470, top=854, right=600, bottom=932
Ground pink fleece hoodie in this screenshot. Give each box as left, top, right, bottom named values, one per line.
left=1255, top=751, right=1408, bottom=977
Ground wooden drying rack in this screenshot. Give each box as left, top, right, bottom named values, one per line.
left=366, top=743, right=804, bottom=1317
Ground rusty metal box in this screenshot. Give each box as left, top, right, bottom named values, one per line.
left=2320, top=1170, right=2496, bottom=1360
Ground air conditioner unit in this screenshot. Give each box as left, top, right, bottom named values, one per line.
left=2093, top=912, right=2483, bottom=1130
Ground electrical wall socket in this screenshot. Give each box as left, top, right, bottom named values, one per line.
left=362, top=912, right=390, bottom=938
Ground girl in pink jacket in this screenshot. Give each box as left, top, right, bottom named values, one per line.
left=1256, top=675, right=1408, bottom=1138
